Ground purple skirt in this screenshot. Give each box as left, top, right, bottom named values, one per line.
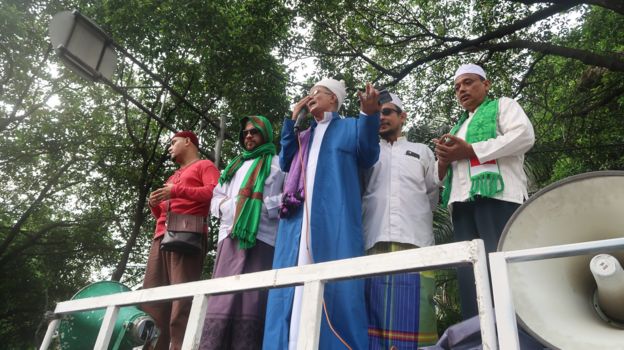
left=199, top=237, right=274, bottom=350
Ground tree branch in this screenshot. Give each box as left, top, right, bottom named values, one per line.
left=509, top=0, right=624, bottom=15
left=479, top=40, right=624, bottom=72
left=1, top=46, right=53, bottom=132
left=386, top=1, right=583, bottom=84
left=513, top=54, right=545, bottom=98
left=0, top=221, right=78, bottom=266
left=0, top=159, right=76, bottom=257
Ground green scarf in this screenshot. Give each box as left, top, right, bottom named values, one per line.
left=219, top=115, right=276, bottom=249
left=441, top=98, right=504, bottom=206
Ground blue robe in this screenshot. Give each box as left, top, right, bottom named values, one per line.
left=263, top=112, right=380, bottom=349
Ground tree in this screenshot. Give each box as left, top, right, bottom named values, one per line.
left=0, top=0, right=293, bottom=347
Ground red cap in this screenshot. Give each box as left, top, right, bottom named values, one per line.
left=173, top=131, right=199, bottom=148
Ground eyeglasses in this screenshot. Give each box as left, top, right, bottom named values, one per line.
left=242, top=128, right=261, bottom=137
left=309, top=89, right=333, bottom=97
left=381, top=108, right=401, bottom=116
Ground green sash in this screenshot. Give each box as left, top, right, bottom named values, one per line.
left=441, top=98, right=504, bottom=206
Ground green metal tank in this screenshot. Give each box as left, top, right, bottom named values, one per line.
left=58, top=281, right=157, bottom=350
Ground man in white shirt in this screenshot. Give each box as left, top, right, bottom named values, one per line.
left=434, top=64, right=535, bottom=319
left=362, top=93, right=439, bottom=348
left=200, top=115, right=284, bottom=350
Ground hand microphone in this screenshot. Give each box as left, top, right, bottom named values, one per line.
left=293, top=107, right=308, bottom=133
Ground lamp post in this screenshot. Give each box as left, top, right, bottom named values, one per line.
left=49, top=10, right=229, bottom=162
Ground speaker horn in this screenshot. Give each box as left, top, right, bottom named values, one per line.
left=59, top=281, right=158, bottom=349
left=498, top=171, right=624, bottom=349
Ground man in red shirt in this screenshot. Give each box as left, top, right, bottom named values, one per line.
left=143, top=131, right=220, bottom=350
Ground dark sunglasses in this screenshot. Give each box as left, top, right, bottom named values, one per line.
left=381, top=108, right=401, bottom=116
left=242, top=128, right=261, bottom=137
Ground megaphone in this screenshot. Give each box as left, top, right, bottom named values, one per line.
left=498, top=171, right=624, bottom=349
left=59, top=281, right=158, bottom=350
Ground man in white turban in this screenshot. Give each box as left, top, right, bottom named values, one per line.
left=264, top=79, right=381, bottom=350
left=434, top=63, right=535, bottom=319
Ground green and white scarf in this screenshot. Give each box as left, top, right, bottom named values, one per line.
left=219, top=115, right=276, bottom=249
left=441, top=98, right=504, bottom=207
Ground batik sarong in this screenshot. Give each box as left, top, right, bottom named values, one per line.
left=366, top=242, right=438, bottom=349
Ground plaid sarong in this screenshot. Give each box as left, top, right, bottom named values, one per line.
left=366, top=242, right=438, bottom=349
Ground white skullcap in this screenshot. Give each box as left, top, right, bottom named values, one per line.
left=388, top=92, right=404, bottom=110
left=314, top=78, right=347, bottom=110
left=454, top=63, right=487, bottom=81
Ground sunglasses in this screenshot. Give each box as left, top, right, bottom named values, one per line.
left=242, top=128, right=261, bottom=137
left=381, top=108, right=401, bottom=116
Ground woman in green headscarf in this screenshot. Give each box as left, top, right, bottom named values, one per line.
left=200, top=115, right=285, bottom=349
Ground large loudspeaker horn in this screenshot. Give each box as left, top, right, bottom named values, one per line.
left=59, top=281, right=158, bottom=349
left=498, top=171, right=624, bottom=349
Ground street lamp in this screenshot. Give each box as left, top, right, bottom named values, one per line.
left=49, top=10, right=229, bottom=162
left=49, top=10, right=117, bottom=82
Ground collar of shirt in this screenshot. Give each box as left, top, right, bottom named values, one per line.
left=310, top=111, right=337, bottom=129
left=380, top=136, right=406, bottom=147
left=320, top=111, right=334, bottom=123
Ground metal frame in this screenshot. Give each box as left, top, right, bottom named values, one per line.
left=40, top=239, right=497, bottom=350
left=489, top=237, right=624, bottom=350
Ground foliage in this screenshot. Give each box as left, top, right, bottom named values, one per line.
left=0, top=0, right=292, bottom=347
left=521, top=7, right=624, bottom=187
left=1, top=0, right=623, bottom=346
left=431, top=208, right=462, bottom=332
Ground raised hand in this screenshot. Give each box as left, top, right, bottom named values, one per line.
left=358, top=82, right=381, bottom=116
left=291, top=95, right=312, bottom=120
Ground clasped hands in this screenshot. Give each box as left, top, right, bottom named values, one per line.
left=148, top=184, right=173, bottom=207
left=433, top=134, right=476, bottom=165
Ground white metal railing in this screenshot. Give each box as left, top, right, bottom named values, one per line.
left=489, top=237, right=624, bottom=350
left=40, top=239, right=497, bottom=350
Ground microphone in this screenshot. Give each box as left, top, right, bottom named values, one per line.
left=293, top=107, right=308, bottom=133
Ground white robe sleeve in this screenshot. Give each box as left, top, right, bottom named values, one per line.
left=263, top=158, right=286, bottom=219
left=422, top=146, right=440, bottom=211
left=210, top=182, right=230, bottom=219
